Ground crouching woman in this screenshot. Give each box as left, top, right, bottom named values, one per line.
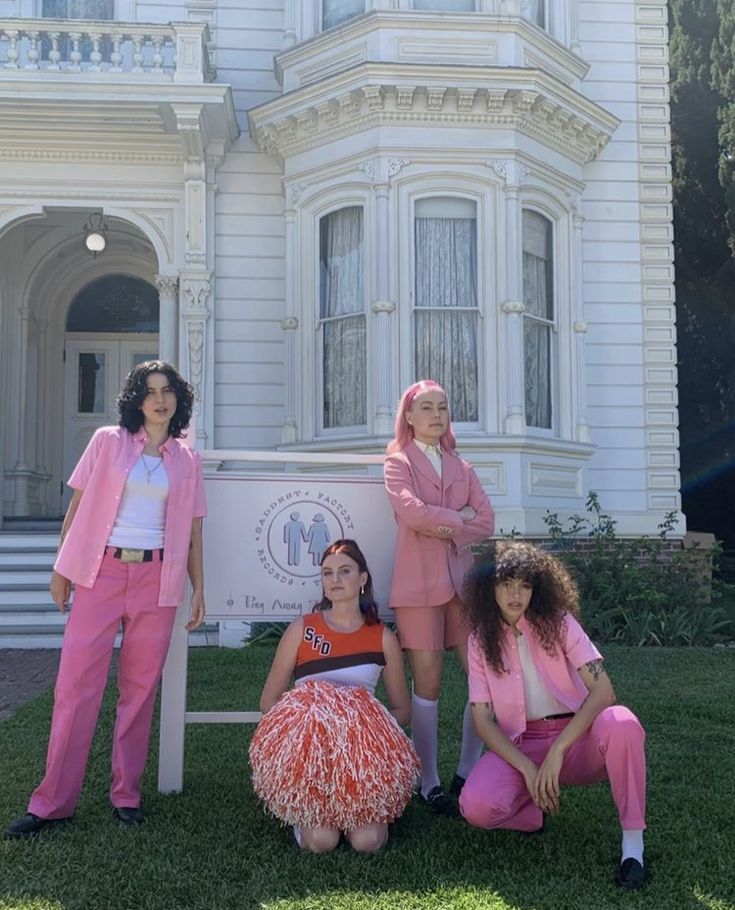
left=459, top=541, right=647, bottom=891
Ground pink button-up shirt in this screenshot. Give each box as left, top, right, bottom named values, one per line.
left=55, top=426, right=206, bottom=606
left=468, top=612, right=602, bottom=743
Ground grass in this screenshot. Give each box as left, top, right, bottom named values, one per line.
left=1, top=644, right=734, bottom=910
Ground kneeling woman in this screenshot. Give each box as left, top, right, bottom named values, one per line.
left=251, top=540, right=417, bottom=854
left=460, top=542, right=647, bottom=891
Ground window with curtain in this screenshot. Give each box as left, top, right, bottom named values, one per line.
left=319, top=207, right=366, bottom=430
left=42, top=0, right=114, bottom=17
left=413, top=1, right=475, bottom=10
left=522, top=210, right=554, bottom=429
left=414, top=197, right=479, bottom=423
left=322, top=0, right=364, bottom=30
left=520, top=0, right=545, bottom=28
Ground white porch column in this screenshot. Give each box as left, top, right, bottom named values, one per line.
left=570, top=198, right=589, bottom=442
left=360, top=156, right=408, bottom=435
left=11, top=305, right=31, bottom=514
left=156, top=275, right=180, bottom=366
left=35, top=318, right=51, bottom=511
left=491, top=159, right=528, bottom=435
left=280, top=187, right=302, bottom=443
left=283, top=0, right=298, bottom=47
left=180, top=272, right=212, bottom=448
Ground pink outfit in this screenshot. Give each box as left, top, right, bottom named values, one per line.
left=29, top=426, right=205, bottom=818
left=384, top=442, right=495, bottom=608
left=461, top=617, right=647, bottom=832
left=55, top=426, right=206, bottom=606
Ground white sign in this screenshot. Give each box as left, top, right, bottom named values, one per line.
left=203, top=472, right=396, bottom=620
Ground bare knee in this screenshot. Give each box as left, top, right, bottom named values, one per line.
left=347, top=824, right=388, bottom=854
left=300, top=827, right=340, bottom=854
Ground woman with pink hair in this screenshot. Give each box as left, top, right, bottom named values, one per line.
left=384, top=380, right=495, bottom=814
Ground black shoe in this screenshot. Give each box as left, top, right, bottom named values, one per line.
left=3, top=813, right=72, bottom=840
left=616, top=858, right=646, bottom=890
left=448, top=775, right=465, bottom=798
left=112, top=806, right=145, bottom=826
left=419, top=786, right=456, bottom=816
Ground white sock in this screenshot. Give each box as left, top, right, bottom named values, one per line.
left=411, top=693, right=440, bottom=798
left=293, top=826, right=302, bottom=847
left=621, top=829, right=644, bottom=865
left=455, top=701, right=484, bottom=780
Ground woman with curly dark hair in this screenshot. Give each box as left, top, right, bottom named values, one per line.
left=460, top=541, right=647, bottom=891
left=4, top=361, right=206, bottom=840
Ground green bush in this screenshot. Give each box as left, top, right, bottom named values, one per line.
left=543, top=493, right=732, bottom=646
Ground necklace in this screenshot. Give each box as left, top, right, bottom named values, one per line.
left=140, top=453, right=163, bottom=484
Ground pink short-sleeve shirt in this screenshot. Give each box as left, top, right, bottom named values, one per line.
left=468, top=612, right=602, bottom=742
left=55, top=426, right=206, bottom=607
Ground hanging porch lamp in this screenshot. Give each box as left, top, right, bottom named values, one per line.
left=83, top=213, right=108, bottom=257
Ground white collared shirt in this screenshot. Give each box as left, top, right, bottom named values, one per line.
left=414, top=439, right=443, bottom=479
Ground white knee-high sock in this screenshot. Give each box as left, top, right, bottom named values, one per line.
left=621, top=829, right=644, bottom=864
left=456, top=701, right=484, bottom=780
left=411, top=693, right=440, bottom=798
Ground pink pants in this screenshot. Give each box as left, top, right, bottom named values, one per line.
left=460, top=706, right=646, bottom=832
left=28, top=550, right=176, bottom=819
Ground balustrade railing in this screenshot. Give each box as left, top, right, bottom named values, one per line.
left=0, top=19, right=214, bottom=82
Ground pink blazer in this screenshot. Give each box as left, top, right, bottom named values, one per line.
left=384, top=442, right=495, bottom=608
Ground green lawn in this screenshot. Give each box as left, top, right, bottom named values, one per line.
left=1, top=645, right=733, bottom=910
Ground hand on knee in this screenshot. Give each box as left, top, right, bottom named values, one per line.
left=300, top=827, right=340, bottom=854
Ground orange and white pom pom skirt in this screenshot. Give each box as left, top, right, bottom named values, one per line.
left=249, top=680, right=420, bottom=831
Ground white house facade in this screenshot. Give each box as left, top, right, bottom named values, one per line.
left=0, top=0, right=679, bottom=540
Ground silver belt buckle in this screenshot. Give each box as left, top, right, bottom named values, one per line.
left=119, top=548, right=145, bottom=563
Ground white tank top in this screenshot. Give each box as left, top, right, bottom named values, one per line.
left=107, top=455, right=169, bottom=549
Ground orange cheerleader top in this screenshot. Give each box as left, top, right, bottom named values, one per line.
left=294, top=612, right=386, bottom=695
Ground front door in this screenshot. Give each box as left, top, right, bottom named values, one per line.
left=62, top=335, right=158, bottom=506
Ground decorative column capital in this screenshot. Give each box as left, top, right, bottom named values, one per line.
left=371, top=299, right=396, bottom=314
left=280, top=317, right=299, bottom=331
left=502, top=300, right=525, bottom=315
left=155, top=275, right=180, bottom=297
left=487, top=159, right=529, bottom=188
left=180, top=273, right=212, bottom=316
left=359, top=156, right=411, bottom=186
left=573, top=321, right=588, bottom=333
left=286, top=182, right=307, bottom=206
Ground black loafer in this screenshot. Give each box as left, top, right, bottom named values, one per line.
left=3, top=812, right=72, bottom=840
left=616, top=858, right=646, bottom=890
left=448, top=774, right=465, bottom=798
left=419, top=786, right=456, bottom=816
left=112, top=806, right=145, bottom=826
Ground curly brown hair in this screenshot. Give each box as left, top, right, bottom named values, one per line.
left=463, top=541, right=580, bottom=675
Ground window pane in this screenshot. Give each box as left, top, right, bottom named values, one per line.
left=323, top=0, right=364, bottom=30
left=319, top=207, right=366, bottom=428
left=77, top=353, right=106, bottom=413
left=520, top=0, right=545, bottom=27
left=67, top=275, right=160, bottom=333
left=43, top=0, right=114, bottom=17
left=522, top=211, right=553, bottom=320
left=414, top=0, right=475, bottom=9
left=524, top=321, right=551, bottom=428
left=414, top=200, right=479, bottom=421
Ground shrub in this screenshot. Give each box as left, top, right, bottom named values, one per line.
left=543, top=493, right=731, bottom=646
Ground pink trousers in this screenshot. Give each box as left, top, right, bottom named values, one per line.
left=460, top=706, right=646, bottom=832
left=28, top=550, right=176, bottom=819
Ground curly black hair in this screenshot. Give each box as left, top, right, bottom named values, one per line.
left=117, top=360, right=194, bottom=439
left=315, top=539, right=380, bottom=625
left=463, top=540, right=580, bottom=675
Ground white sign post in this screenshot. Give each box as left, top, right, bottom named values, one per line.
left=158, top=451, right=394, bottom=793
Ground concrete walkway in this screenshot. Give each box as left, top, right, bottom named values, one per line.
left=0, top=649, right=60, bottom=722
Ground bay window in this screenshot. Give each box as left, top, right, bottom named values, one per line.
left=522, top=210, right=554, bottom=429
left=319, top=206, right=366, bottom=430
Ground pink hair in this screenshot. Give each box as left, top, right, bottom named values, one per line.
left=386, top=380, right=457, bottom=454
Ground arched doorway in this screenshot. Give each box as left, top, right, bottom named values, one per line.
left=63, top=275, right=159, bottom=505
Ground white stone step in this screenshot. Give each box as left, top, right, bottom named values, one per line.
left=0, top=588, right=55, bottom=606
left=0, top=533, right=60, bottom=549
left=0, top=570, right=54, bottom=586
left=0, top=551, right=55, bottom=567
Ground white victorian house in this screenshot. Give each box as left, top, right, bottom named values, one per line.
left=0, top=0, right=679, bottom=639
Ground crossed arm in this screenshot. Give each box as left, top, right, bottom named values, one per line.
left=470, top=659, right=615, bottom=813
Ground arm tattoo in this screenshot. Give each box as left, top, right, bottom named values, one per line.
left=584, top=658, right=605, bottom=681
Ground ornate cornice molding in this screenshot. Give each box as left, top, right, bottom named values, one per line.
left=0, top=147, right=182, bottom=163
left=250, top=67, right=618, bottom=166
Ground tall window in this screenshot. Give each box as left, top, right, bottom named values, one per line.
left=319, top=207, right=366, bottom=430
left=42, top=0, right=113, bottom=18
left=322, top=0, right=364, bottom=30
left=520, top=0, right=545, bottom=28
left=522, top=210, right=554, bottom=429
left=414, top=197, right=479, bottom=422
left=414, top=1, right=475, bottom=9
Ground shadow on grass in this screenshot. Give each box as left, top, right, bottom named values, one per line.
left=1, top=646, right=734, bottom=910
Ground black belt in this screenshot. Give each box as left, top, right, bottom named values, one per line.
left=542, top=712, right=574, bottom=721
left=107, top=547, right=163, bottom=563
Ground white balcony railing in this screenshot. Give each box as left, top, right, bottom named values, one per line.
left=0, top=19, right=214, bottom=83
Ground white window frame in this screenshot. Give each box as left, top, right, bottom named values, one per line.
left=312, top=199, right=371, bottom=439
